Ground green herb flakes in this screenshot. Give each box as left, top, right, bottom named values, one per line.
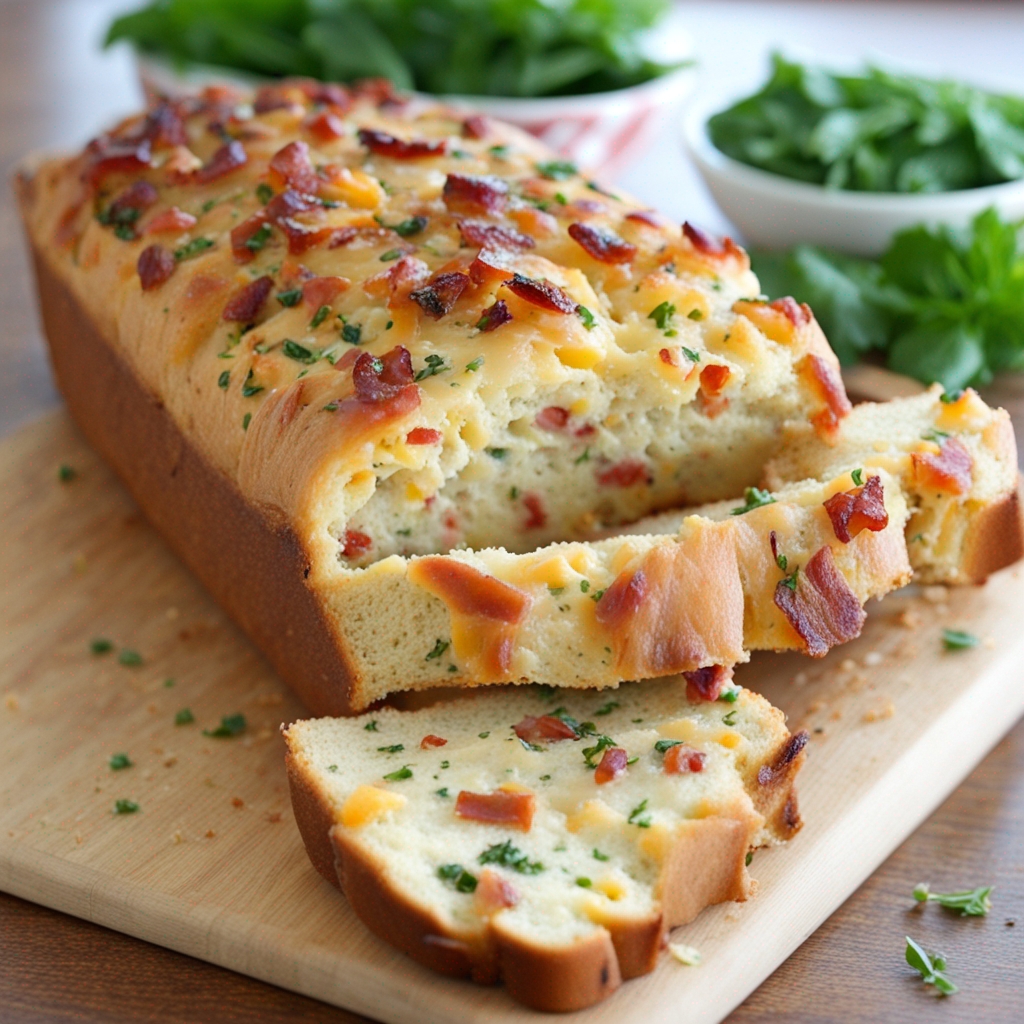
left=426, top=638, right=450, bottom=661
left=108, top=753, right=132, bottom=771
left=174, top=708, right=194, bottom=726
left=90, top=638, right=114, bottom=656
left=582, top=735, right=616, bottom=768
left=681, top=346, right=701, bottom=363
left=174, top=237, right=213, bottom=262
left=415, top=354, right=449, bottom=381
left=465, top=357, right=484, bottom=372
left=58, top=464, right=77, bottom=483
left=379, top=248, right=404, bottom=262
left=580, top=580, right=591, bottom=593
left=479, top=840, right=543, bottom=874
left=217, top=370, right=230, bottom=389
left=276, top=288, right=302, bottom=307
left=383, top=764, right=413, bottom=782
left=731, top=487, right=777, bottom=516
left=942, top=628, right=979, bottom=650
left=592, top=848, right=610, bottom=861
left=577, top=305, right=597, bottom=329
left=241, top=369, right=263, bottom=398
left=654, top=739, right=682, bottom=754
left=536, top=160, right=577, bottom=180
left=203, top=713, right=246, bottom=738
left=342, top=322, right=363, bottom=345
left=851, top=468, right=864, bottom=486
left=438, top=864, right=477, bottom=893
left=627, top=799, right=652, bottom=828
left=595, top=701, right=619, bottom=716
left=309, top=304, right=331, bottom=329
left=719, top=687, right=741, bottom=703
left=486, top=447, right=508, bottom=459
left=114, top=799, right=139, bottom=815
left=722, top=709, right=739, bottom=726
left=575, top=877, right=592, bottom=888
left=245, top=222, right=273, bottom=253
left=648, top=301, right=675, bottom=331
left=283, top=339, right=318, bottom=364
left=364, top=720, right=379, bottom=731
left=378, top=744, right=404, bottom=754
left=242, top=412, right=252, bottom=431
left=118, top=649, right=143, bottom=667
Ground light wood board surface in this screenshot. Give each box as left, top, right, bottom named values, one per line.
left=2, top=410, right=1023, bottom=1024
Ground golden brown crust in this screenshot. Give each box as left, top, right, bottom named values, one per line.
left=960, top=485, right=1024, bottom=584
left=23, top=226, right=364, bottom=716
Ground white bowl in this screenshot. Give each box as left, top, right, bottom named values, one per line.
left=134, top=10, right=695, bottom=179
left=683, top=102, right=1024, bottom=256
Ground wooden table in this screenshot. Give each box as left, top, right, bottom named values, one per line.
left=1, top=2, right=1021, bottom=1021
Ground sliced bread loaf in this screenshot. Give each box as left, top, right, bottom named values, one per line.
left=285, top=679, right=807, bottom=1011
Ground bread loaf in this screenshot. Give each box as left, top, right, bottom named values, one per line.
left=285, top=678, right=807, bottom=1011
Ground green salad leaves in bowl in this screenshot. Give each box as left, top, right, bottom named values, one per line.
left=105, top=0, right=695, bottom=174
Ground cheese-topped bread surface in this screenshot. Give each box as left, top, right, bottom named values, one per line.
left=285, top=678, right=807, bottom=1011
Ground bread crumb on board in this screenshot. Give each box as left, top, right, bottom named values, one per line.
left=862, top=700, right=896, bottom=723
left=668, top=943, right=702, bottom=966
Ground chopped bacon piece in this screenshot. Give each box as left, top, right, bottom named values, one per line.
left=420, top=734, right=447, bottom=749
left=474, top=869, right=519, bottom=914
left=682, top=221, right=744, bottom=260
left=410, top=272, right=471, bottom=319
left=594, top=746, right=628, bottom=784
left=594, top=568, right=646, bottom=629
left=455, top=790, right=535, bottom=832
left=268, top=140, right=319, bottom=195
left=352, top=77, right=403, bottom=106
left=458, top=220, right=535, bottom=252
left=911, top=436, right=973, bottom=496
left=302, top=275, right=348, bottom=310
left=253, top=85, right=300, bottom=114
left=505, top=274, right=576, bottom=314
left=699, top=364, right=731, bottom=397
left=407, top=427, right=442, bottom=445
left=823, top=475, right=888, bottom=543
left=522, top=493, right=547, bottom=530
left=342, top=529, right=373, bottom=558
left=137, top=245, right=176, bottom=290
left=107, top=180, right=159, bottom=222
left=801, top=353, right=852, bottom=440
left=352, top=346, right=416, bottom=403
left=443, top=173, right=509, bottom=215
left=514, top=714, right=578, bottom=744
left=146, top=206, right=197, bottom=234
left=194, top=140, right=247, bottom=184
left=468, top=250, right=512, bottom=288
left=410, top=558, right=531, bottom=623
left=770, top=296, right=812, bottom=327
left=683, top=665, right=732, bottom=702
left=535, top=406, right=570, bottom=431
left=774, top=546, right=865, bottom=657
left=305, top=109, right=346, bottom=142
left=659, top=348, right=675, bottom=366
left=462, top=114, right=489, bottom=139
left=358, top=128, right=447, bottom=160
left=625, top=210, right=663, bottom=228
left=139, top=101, right=188, bottom=149
left=83, top=137, right=152, bottom=188
left=567, top=222, right=637, bottom=264
left=597, top=459, right=650, bottom=488
left=222, top=275, right=273, bottom=322
left=477, top=299, right=512, bottom=333
left=328, top=225, right=360, bottom=249
left=265, top=187, right=320, bottom=222
left=363, top=255, right=431, bottom=301
left=230, top=212, right=271, bottom=262
left=663, top=744, right=706, bottom=775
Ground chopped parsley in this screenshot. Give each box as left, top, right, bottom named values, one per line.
left=58, top=464, right=77, bottom=482
left=723, top=710, right=739, bottom=726
left=341, top=322, right=363, bottom=345
left=108, top=753, right=132, bottom=771
left=575, top=877, right=592, bottom=888
left=414, top=354, right=449, bottom=381
left=479, top=840, right=544, bottom=874
left=851, top=468, right=864, bottom=486
left=217, top=370, right=230, bottom=389
left=592, top=848, right=610, bottom=861
left=465, top=356, right=484, bottom=372
left=438, top=864, right=477, bottom=893
left=241, top=369, right=264, bottom=397
left=174, top=708, right=194, bottom=726
left=283, top=339, right=318, bottom=364
left=582, top=734, right=616, bottom=768
left=781, top=567, right=800, bottom=592
left=485, top=447, right=508, bottom=459
left=687, top=308, right=704, bottom=321
left=580, top=580, right=591, bottom=593
left=244, top=222, right=273, bottom=253
left=364, top=720, right=379, bottom=732
left=536, top=160, right=577, bottom=180
left=379, top=248, right=404, bottom=262
left=327, top=765, right=338, bottom=772
left=118, top=649, right=143, bottom=667
left=174, top=237, right=214, bottom=261
left=577, top=305, right=596, bottom=329
left=113, top=799, right=139, bottom=815
left=478, top=731, right=490, bottom=739
left=381, top=215, right=427, bottom=237
left=435, top=787, right=449, bottom=797
left=426, top=638, right=450, bottom=661
left=681, top=346, right=701, bottom=363
left=940, top=389, right=965, bottom=404
left=595, top=701, right=619, bottom=716
left=276, top=288, right=302, bottom=307
left=913, top=883, right=992, bottom=916
left=627, top=799, right=652, bottom=828
left=648, top=301, right=676, bottom=331
left=654, top=739, right=682, bottom=754
left=942, top=629, right=979, bottom=650
left=383, top=764, right=413, bottom=782
left=440, top=760, right=450, bottom=769
left=731, top=487, right=777, bottom=515
left=309, top=304, right=331, bottom=329
left=377, top=744, right=404, bottom=754
left=574, top=447, right=591, bottom=464
left=90, top=638, right=114, bottom=655
left=242, top=413, right=252, bottom=431
left=719, top=687, right=741, bottom=703
left=203, top=713, right=246, bottom=738
left=256, top=183, right=274, bottom=204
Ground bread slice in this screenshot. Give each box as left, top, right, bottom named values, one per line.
left=284, top=679, right=807, bottom=1011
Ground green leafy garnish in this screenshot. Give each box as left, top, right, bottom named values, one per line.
left=109, top=753, right=132, bottom=771
left=592, top=848, right=610, bottom=861
left=681, top=346, right=701, bottom=363
left=90, top=638, right=114, bottom=655
left=595, top=701, right=619, bottom=716
left=256, top=183, right=274, bottom=204
left=174, top=708, right=194, bottom=726
left=174, top=237, right=213, bottom=261
left=58, top=464, right=77, bottom=482
left=582, top=734, right=616, bottom=768
left=203, top=713, right=246, bottom=738
left=913, top=883, right=992, bottom=916
left=276, top=288, right=302, bottom=308
left=283, top=339, right=318, bottom=364
left=242, top=412, right=252, bottom=431
left=719, top=687, right=741, bottom=703
left=465, top=357, right=484, bottom=372
left=342, top=322, right=363, bottom=346
left=536, top=160, right=577, bottom=180
left=245, top=222, right=273, bottom=253
left=435, top=787, right=449, bottom=797
left=654, top=739, right=682, bottom=754
left=379, top=248, right=404, bottom=262
left=426, top=638, right=450, bottom=661
left=114, top=799, right=139, bottom=815
left=380, top=215, right=427, bottom=237
left=377, top=744, right=404, bottom=754
left=364, top=720, right=379, bottom=732
left=383, top=764, right=413, bottom=781
left=577, top=305, right=596, bottom=329
left=575, top=877, right=592, bottom=888
left=730, top=487, right=777, bottom=516
left=851, top=468, right=864, bottom=486
left=905, top=936, right=958, bottom=995
left=648, top=301, right=676, bottom=330
left=217, top=370, right=230, bottom=389
left=438, top=864, right=477, bottom=892
left=627, top=799, right=652, bottom=828
left=241, top=369, right=263, bottom=398
left=479, top=840, right=543, bottom=874
left=486, top=447, right=508, bottom=459
left=309, top=304, right=331, bottom=329
left=722, top=709, right=739, bottom=726
left=942, top=628, right=979, bottom=650
left=118, top=649, right=143, bottom=667
left=415, top=354, right=449, bottom=381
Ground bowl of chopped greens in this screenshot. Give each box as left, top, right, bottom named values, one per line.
left=106, top=0, right=695, bottom=176
left=685, top=54, right=1024, bottom=255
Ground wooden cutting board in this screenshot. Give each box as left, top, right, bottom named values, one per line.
left=2, top=410, right=1023, bottom=1024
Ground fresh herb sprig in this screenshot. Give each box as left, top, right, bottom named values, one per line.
left=913, top=883, right=992, bottom=917
left=905, top=937, right=958, bottom=996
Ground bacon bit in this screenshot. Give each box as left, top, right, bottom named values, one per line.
left=468, top=250, right=512, bottom=288
left=458, top=220, right=535, bottom=252
left=770, top=296, right=812, bottom=327
left=535, top=406, right=570, bottom=431
left=597, top=459, right=650, bottom=488
left=407, top=427, right=442, bottom=445
left=823, top=475, right=889, bottom=543
left=83, top=137, right=152, bottom=188
left=625, top=210, right=663, bottom=228
left=420, top=734, right=448, bottom=749
left=911, top=437, right=973, bottom=496
left=107, top=180, right=159, bottom=221
left=683, top=665, right=732, bottom=702
left=139, top=101, right=188, bottom=148
left=505, top=273, right=577, bottom=314
left=575, top=423, right=596, bottom=438
left=265, top=187, right=320, bottom=222
left=513, top=715, right=578, bottom=744
left=474, top=869, right=520, bottom=914
left=305, top=80, right=352, bottom=110
left=571, top=199, right=605, bottom=216
left=802, top=354, right=852, bottom=440
left=663, top=744, right=706, bottom=775
left=352, top=346, right=416, bottom=403
left=302, top=275, right=348, bottom=309
left=222, top=276, right=273, bottom=322
left=682, top=221, right=744, bottom=260
left=137, top=245, right=176, bottom=290
left=476, top=299, right=513, bottom=333
left=455, top=790, right=535, bottom=832
left=659, top=348, right=675, bottom=366
left=352, top=78, right=404, bottom=106
left=567, top=222, right=637, bottom=264
left=443, top=173, right=509, bottom=215
left=305, top=109, right=346, bottom=143
left=699, top=364, right=731, bottom=397
left=328, top=226, right=360, bottom=249
left=342, top=530, right=373, bottom=558
left=410, top=271, right=471, bottom=319
left=146, top=206, right=197, bottom=234
left=522, top=493, right=547, bottom=530
left=358, top=128, right=447, bottom=160
left=230, top=212, right=271, bottom=262
left=410, top=558, right=531, bottom=623
left=594, top=568, right=646, bottom=628
left=363, top=255, right=430, bottom=301
left=462, top=115, right=490, bottom=139
left=253, top=85, right=301, bottom=114
left=268, top=140, right=319, bottom=195
left=774, top=546, right=865, bottom=657
left=594, top=746, right=628, bottom=784
left=510, top=205, right=559, bottom=239
left=194, top=140, right=247, bottom=184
